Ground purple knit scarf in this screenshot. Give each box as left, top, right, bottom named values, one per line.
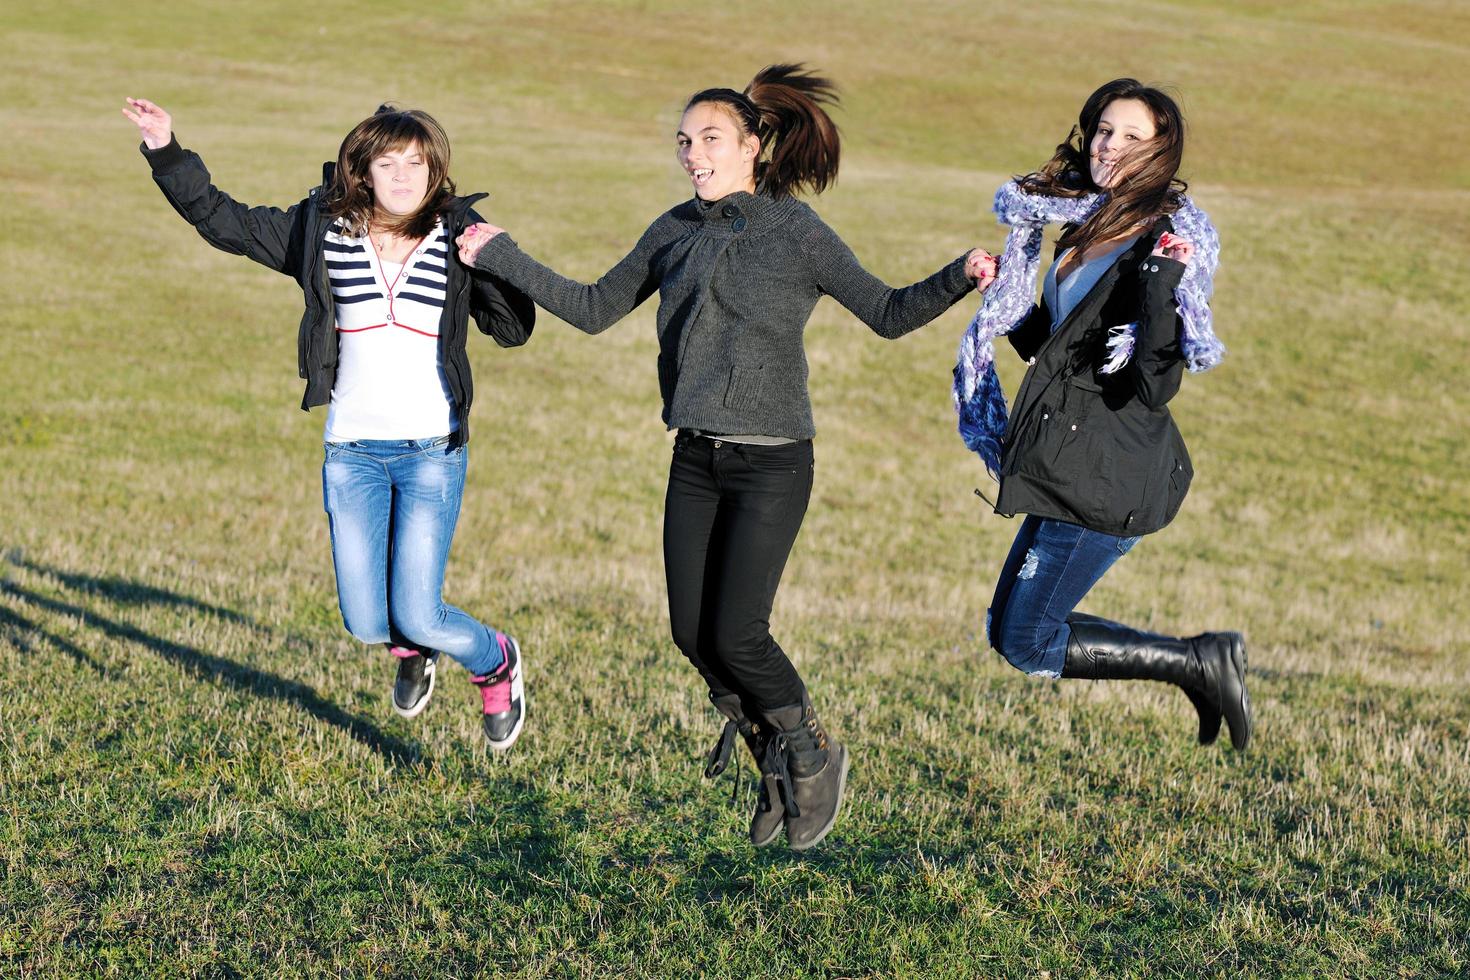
left=953, top=180, right=1222, bottom=477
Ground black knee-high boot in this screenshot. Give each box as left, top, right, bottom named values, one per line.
left=1063, top=614, right=1252, bottom=751
left=705, top=692, right=784, bottom=847
left=1066, top=613, right=1222, bottom=745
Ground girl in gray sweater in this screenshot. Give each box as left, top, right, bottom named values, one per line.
left=458, top=65, right=995, bottom=850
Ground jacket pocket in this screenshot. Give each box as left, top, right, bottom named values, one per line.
left=723, top=364, right=765, bottom=411
left=1007, top=402, right=1116, bottom=523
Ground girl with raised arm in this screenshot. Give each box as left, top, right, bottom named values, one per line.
left=456, top=65, right=995, bottom=850
left=954, top=79, right=1251, bottom=750
left=124, top=99, right=534, bottom=751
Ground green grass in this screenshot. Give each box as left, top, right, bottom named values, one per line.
left=3, top=0, right=1468, bottom=975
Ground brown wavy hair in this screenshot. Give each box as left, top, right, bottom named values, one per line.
left=1020, top=79, right=1187, bottom=252
left=320, top=104, right=457, bottom=239
left=686, top=64, right=841, bottom=198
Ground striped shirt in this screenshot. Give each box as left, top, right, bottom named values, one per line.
left=323, top=220, right=458, bottom=441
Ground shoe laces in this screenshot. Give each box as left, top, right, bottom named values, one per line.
left=705, top=720, right=738, bottom=779
left=472, top=660, right=513, bottom=716
left=762, top=735, right=801, bottom=819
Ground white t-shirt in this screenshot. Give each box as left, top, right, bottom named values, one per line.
left=323, top=220, right=456, bottom=442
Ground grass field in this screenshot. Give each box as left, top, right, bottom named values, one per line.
left=3, top=0, right=1468, bottom=975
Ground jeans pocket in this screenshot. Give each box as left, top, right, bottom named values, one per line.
left=738, top=440, right=806, bottom=474
left=422, top=443, right=466, bottom=469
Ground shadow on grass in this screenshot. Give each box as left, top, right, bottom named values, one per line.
left=1, top=556, right=422, bottom=768
left=0, top=602, right=109, bottom=674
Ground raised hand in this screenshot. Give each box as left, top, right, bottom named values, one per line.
left=966, top=248, right=998, bottom=292
left=456, top=221, right=505, bottom=266
left=1151, top=231, right=1194, bottom=266
left=122, top=98, right=173, bottom=150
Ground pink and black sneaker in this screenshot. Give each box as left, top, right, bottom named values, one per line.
left=470, top=633, right=525, bottom=752
left=389, top=645, right=438, bottom=719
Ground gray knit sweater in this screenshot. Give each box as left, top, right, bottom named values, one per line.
left=474, top=190, right=974, bottom=439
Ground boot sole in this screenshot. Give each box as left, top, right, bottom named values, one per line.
left=392, top=660, right=437, bottom=720
left=1223, top=633, right=1252, bottom=751
left=788, top=745, right=849, bottom=852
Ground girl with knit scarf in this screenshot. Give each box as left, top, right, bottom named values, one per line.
left=952, top=79, right=1252, bottom=750
left=458, top=65, right=997, bottom=850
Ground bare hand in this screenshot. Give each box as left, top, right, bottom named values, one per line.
left=122, top=97, right=172, bottom=150
left=966, top=248, right=998, bottom=292
left=456, top=222, right=505, bottom=266
left=1151, top=231, right=1194, bottom=266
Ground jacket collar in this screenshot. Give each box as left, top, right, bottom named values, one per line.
left=686, top=190, right=797, bottom=238
left=1037, top=218, right=1173, bottom=364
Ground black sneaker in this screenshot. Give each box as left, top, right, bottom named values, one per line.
left=470, top=634, right=525, bottom=752
left=389, top=645, right=437, bottom=719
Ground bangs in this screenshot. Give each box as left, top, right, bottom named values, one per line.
left=357, top=116, right=442, bottom=168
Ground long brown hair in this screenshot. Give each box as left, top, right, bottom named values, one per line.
left=1021, top=79, right=1187, bottom=251
left=686, top=64, right=841, bottom=198
left=320, top=104, right=457, bottom=239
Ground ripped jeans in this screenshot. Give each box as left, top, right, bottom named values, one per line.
left=986, top=515, right=1138, bottom=677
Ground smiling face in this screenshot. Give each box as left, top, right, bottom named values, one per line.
left=1088, top=98, right=1158, bottom=190
left=366, top=142, right=430, bottom=218
left=676, top=102, right=760, bottom=201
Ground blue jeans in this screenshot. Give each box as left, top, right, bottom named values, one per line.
left=987, top=515, right=1138, bottom=677
left=322, top=437, right=504, bottom=677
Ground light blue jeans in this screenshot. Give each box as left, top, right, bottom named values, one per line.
left=322, top=436, right=504, bottom=677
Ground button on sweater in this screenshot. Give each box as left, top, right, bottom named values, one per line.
left=474, top=190, right=974, bottom=439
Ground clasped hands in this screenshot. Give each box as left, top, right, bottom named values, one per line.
left=456, top=222, right=504, bottom=266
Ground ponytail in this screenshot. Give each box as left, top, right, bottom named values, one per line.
left=686, top=63, right=841, bottom=199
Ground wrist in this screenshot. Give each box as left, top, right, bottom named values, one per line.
left=142, top=133, right=187, bottom=173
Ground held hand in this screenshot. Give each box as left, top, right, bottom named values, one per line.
left=1151, top=231, right=1195, bottom=266
left=122, top=97, right=172, bottom=150
left=965, top=248, right=998, bottom=292
left=456, top=221, right=505, bottom=266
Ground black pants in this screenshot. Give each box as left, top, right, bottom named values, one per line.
left=663, top=432, right=814, bottom=714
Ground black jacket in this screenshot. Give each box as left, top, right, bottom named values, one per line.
left=995, top=223, right=1194, bottom=536
left=142, top=137, right=534, bottom=446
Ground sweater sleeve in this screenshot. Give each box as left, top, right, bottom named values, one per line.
left=471, top=217, right=671, bottom=334
left=800, top=217, right=974, bottom=339
left=1125, top=255, right=1188, bottom=409
left=142, top=136, right=301, bottom=278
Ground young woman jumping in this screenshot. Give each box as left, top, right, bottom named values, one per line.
left=124, top=99, right=533, bottom=750
left=456, top=65, right=996, bottom=848
left=953, top=78, right=1251, bottom=750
